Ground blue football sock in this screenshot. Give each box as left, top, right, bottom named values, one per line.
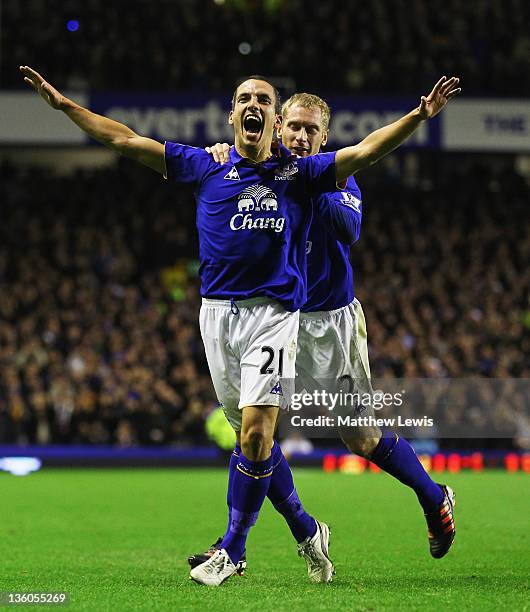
left=225, top=443, right=241, bottom=534
left=370, top=432, right=443, bottom=512
left=267, top=441, right=317, bottom=543
left=221, top=451, right=272, bottom=564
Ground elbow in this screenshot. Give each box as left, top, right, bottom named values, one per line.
left=352, top=220, right=362, bottom=243
left=344, top=220, right=362, bottom=245
left=345, top=147, right=378, bottom=177
left=337, top=226, right=360, bottom=246
left=355, top=140, right=383, bottom=168
left=363, top=148, right=380, bottom=167
left=345, top=232, right=360, bottom=246
left=110, top=135, right=136, bottom=157
left=332, top=211, right=361, bottom=245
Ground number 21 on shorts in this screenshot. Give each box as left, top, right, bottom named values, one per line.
left=260, top=346, right=284, bottom=376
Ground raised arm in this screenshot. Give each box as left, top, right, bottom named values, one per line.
left=335, top=76, right=460, bottom=182
left=20, top=66, right=165, bottom=174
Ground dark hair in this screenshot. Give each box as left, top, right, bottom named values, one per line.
left=231, top=75, right=281, bottom=114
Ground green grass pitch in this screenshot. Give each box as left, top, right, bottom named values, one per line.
left=1, top=468, right=529, bottom=611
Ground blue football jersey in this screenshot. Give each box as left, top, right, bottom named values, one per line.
left=164, top=142, right=337, bottom=311
left=303, top=176, right=362, bottom=312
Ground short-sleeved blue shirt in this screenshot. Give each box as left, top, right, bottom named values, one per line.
left=303, top=177, right=362, bottom=312
left=165, top=142, right=337, bottom=311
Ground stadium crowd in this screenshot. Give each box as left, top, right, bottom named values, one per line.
left=3, top=0, right=529, bottom=96
left=1, top=154, right=528, bottom=446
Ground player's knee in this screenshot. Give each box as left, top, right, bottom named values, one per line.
left=341, top=430, right=381, bottom=458
left=351, top=437, right=380, bottom=458
left=240, top=426, right=272, bottom=461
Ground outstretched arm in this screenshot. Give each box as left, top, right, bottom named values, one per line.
left=335, top=76, right=460, bottom=182
left=20, top=65, right=165, bottom=174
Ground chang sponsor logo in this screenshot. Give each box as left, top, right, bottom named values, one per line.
left=230, top=184, right=285, bottom=233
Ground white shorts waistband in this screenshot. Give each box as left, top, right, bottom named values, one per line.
left=201, top=296, right=279, bottom=309
left=300, top=299, right=358, bottom=320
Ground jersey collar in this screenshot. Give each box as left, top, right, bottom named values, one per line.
left=229, top=141, right=294, bottom=166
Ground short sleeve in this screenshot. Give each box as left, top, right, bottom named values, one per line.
left=300, top=151, right=337, bottom=195
left=164, top=142, right=212, bottom=184
left=312, top=175, right=362, bottom=245
left=344, top=176, right=362, bottom=201
left=322, top=177, right=362, bottom=213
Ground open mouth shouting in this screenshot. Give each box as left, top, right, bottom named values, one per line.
left=292, top=146, right=310, bottom=157
left=243, top=113, right=263, bottom=142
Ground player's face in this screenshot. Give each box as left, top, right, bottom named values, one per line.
left=229, top=80, right=280, bottom=151
left=278, top=105, right=328, bottom=157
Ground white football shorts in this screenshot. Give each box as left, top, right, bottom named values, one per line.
left=297, top=299, right=380, bottom=444
left=297, top=298, right=371, bottom=395
left=199, top=297, right=299, bottom=431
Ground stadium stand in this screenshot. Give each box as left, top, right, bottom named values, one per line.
left=3, top=0, right=529, bottom=96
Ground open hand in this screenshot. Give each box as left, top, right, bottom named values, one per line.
left=205, top=142, right=231, bottom=164
left=19, top=65, right=65, bottom=110
left=418, top=76, right=461, bottom=119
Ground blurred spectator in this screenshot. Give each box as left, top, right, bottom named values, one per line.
left=355, top=155, right=529, bottom=382
left=2, top=0, right=529, bottom=96
left=281, top=433, right=314, bottom=460
left=0, top=160, right=215, bottom=446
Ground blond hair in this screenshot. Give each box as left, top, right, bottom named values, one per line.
left=281, top=93, right=331, bottom=130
